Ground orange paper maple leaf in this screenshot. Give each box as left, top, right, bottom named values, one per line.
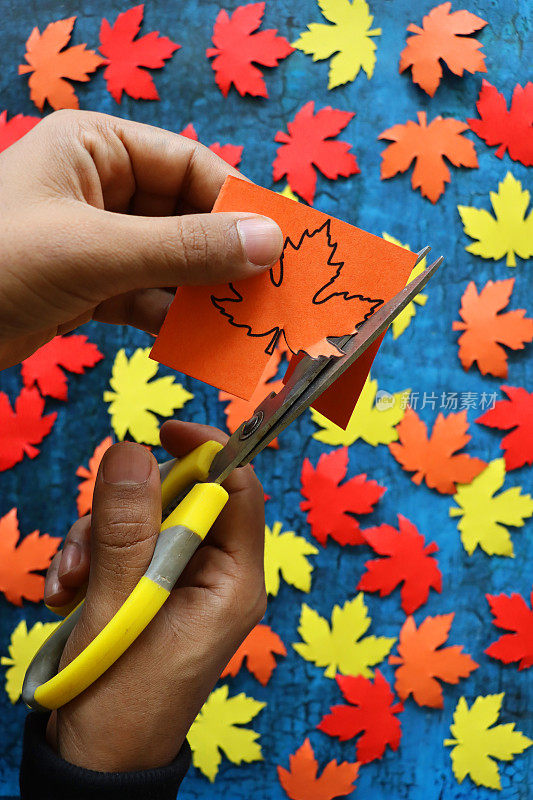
left=221, top=624, right=287, bottom=685
left=453, top=279, right=533, bottom=378
left=76, top=436, right=113, bottom=516
left=0, top=508, right=60, bottom=606
left=19, top=17, right=105, bottom=111
left=379, top=111, right=478, bottom=203
left=277, top=738, right=359, bottom=800
left=212, top=220, right=383, bottom=357
left=399, top=2, right=487, bottom=97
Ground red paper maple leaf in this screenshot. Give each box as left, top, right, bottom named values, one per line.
left=485, top=590, right=533, bottom=671
left=389, top=408, right=486, bottom=494
left=206, top=2, right=293, bottom=98
left=221, top=624, right=286, bottom=685
left=76, top=436, right=113, bottom=516
left=358, top=515, right=442, bottom=614
left=277, top=737, right=359, bottom=800
left=99, top=4, right=180, bottom=103
left=0, top=388, right=56, bottom=472
left=318, top=670, right=403, bottom=764
left=300, top=448, right=386, bottom=546
left=0, top=508, right=60, bottom=605
left=0, top=110, right=40, bottom=153
left=379, top=111, right=478, bottom=203
left=399, top=2, right=487, bottom=97
left=21, top=334, right=103, bottom=401
left=389, top=614, right=478, bottom=708
left=180, top=123, right=243, bottom=169
left=452, top=279, right=533, bottom=378
left=212, top=220, right=382, bottom=358
left=477, top=386, right=533, bottom=471
left=468, top=80, right=533, bottom=166
left=273, top=101, right=360, bottom=204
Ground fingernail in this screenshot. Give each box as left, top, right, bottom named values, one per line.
left=58, top=542, right=81, bottom=579
left=103, top=443, right=151, bottom=485
left=237, top=216, right=283, bottom=267
left=44, top=555, right=62, bottom=602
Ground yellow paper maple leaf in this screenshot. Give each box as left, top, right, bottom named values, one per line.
left=187, top=685, right=265, bottom=782
left=311, top=375, right=410, bottom=446
left=449, top=458, right=533, bottom=557
left=1, top=619, right=59, bottom=703
left=264, top=522, right=318, bottom=596
left=444, top=693, right=532, bottom=790
left=293, top=0, right=381, bottom=89
left=278, top=184, right=300, bottom=202
left=293, top=593, right=395, bottom=678
left=458, top=172, right=533, bottom=267
left=103, top=348, right=193, bottom=445
left=382, top=233, right=428, bottom=338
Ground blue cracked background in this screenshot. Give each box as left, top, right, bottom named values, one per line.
left=0, top=0, right=531, bottom=798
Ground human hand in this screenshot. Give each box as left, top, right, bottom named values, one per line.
left=43, top=421, right=266, bottom=771
left=0, top=110, right=283, bottom=368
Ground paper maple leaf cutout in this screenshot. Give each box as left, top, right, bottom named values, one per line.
left=264, top=522, right=318, bottom=596
left=358, top=515, right=442, bottom=614
left=379, top=111, right=478, bottom=203
left=277, top=737, right=359, bottom=800
left=187, top=685, right=265, bottom=782
left=213, top=220, right=382, bottom=358
left=0, top=508, right=60, bottom=606
left=206, top=2, right=293, bottom=98
left=382, top=233, right=427, bottom=338
left=449, top=458, right=533, bottom=557
left=452, top=279, right=533, bottom=378
left=468, top=80, right=533, bottom=166
left=477, top=386, right=533, bottom=471
left=485, top=590, right=533, bottom=671
left=458, top=171, right=533, bottom=266
left=273, top=102, right=360, bottom=204
left=399, top=2, right=487, bottom=97
left=221, top=624, right=286, bottom=685
left=180, top=123, right=243, bottom=168
left=0, top=388, right=56, bottom=472
left=1, top=619, right=59, bottom=703
left=389, top=614, right=478, bottom=709
left=444, top=694, right=532, bottom=790
left=76, top=436, right=113, bottom=516
left=21, top=334, right=103, bottom=401
left=389, top=408, right=486, bottom=494
left=318, top=670, right=403, bottom=763
left=0, top=110, right=40, bottom=153
left=18, top=17, right=105, bottom=111
left=300, top=448, right=386, bottom=546
left=104, top=348, right=193, bottom=445
left=293, top=593, right=395, bottom=679
left=311, top=376, right=409, bottom=447
left=292, top=0, right=381, bottom=89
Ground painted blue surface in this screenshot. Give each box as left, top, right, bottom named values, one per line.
left=0, top=1, right=531, bottom=797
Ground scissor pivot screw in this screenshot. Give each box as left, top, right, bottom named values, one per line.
left=240, top=411, right=264, bottom=439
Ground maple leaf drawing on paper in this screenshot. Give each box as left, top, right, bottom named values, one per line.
left=0, top=110, right=40, bottom=153
left=292, top=0, right=381, bottom=89
left=0, top=508, right=60, bottom=606
left=449, top=458, right=533, bottom=557
left=21, top=334, right=103, bottom=401
left=76, top=436, right=113, bottom=516
left=379, top=111, right=478, bottom=203
left=18, top=17, right=105, bottom=111
left=389, top=614, right=478, bottom=709
left=180, top=123, right=243, bottom=168
left=264, top=522, right=318, bottom=596
left=468, top=80, right=533, bottom=166
left=206, top=2, right=293, bottom=98
left=399, top=2, right=487, bottom=97
left=99, top=4, right=180, bottom=103
left=382, top=233, right=428, bottom=338
left=477, top=386, right=533, bottom=471
left=277, top=738, right=359, bottom=800
left=273, top=102, right=360, bottom=204
left=300, top=448, right=386, bottom=546
left=389, top=408, right=486, bottom=494
left=2, top=619, right=59, bottom=703
left=213, top=220, right=382, bottom=358
left=444, top=694, right=532, bottom=790
left=452, top=279, right=533, bottom=378
left=458, top=172, right=533, bottom=266
left=0, top=388, right=56, bottom=472
left=221, top=624, right=286, bottom=685
left=293, top=593, right=395, bottom=679
left=485, top=590, right=533, bottom=671
left=187, top=685, right=265, bottom=782
left=318, top=670, right=403, bottom=763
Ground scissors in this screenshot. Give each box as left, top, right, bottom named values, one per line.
left=22, top=247, right=442, bottom=711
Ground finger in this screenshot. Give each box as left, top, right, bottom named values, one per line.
left=92, top=288, right=175, bottom=335
left=44, top=552, right=76, bottom=608
left=57, top=516, right=91, bottom=589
